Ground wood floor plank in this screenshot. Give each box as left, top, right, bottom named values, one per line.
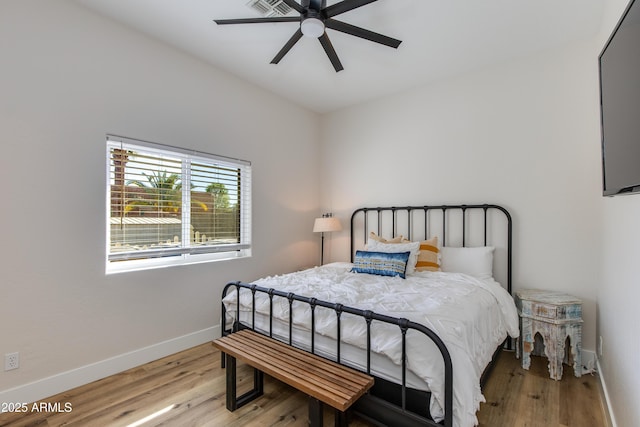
left=560, top=368, right=603, bottom=427
left=0, top=344, right=607, bottom=427
left=478, top=353, right=607, bottom=427
left=478, top=351, right=526, bottom=426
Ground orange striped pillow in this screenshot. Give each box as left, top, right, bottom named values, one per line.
left=415, top=236, right=440, bottom=272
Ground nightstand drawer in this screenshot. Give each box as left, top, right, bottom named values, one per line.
left=519, top=300, right=582, bottom=321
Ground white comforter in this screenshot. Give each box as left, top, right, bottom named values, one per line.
left=222, top=262, right=519, bottom=427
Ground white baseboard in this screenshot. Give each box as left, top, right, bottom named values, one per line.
left=597, top=358, right=618, bottom=427
left=581, top=350, right=617, bottom=427
left=0, top=325, right=220, bottom=405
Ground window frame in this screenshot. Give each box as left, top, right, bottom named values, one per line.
left=105, top=135, right=251, bottom=274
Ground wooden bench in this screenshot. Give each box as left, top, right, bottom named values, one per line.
left=213, top=329, right=374, bottom=427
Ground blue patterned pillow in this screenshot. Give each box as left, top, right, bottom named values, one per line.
left=351, top=250, right=411, bottom=279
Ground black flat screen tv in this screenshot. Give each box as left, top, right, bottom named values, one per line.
left=599, top=0, right=640, bottom=196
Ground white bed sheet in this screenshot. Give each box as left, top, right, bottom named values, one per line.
left=222, top=262, right=519, bottom=427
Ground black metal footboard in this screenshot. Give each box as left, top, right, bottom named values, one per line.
left=221, top=281, right=453, bottom=427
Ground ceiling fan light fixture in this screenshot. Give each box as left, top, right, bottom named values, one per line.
left=301, top=17, right=325, bottom=38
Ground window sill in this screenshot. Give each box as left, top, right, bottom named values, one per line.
left=105, top=250, right=251, bottom=275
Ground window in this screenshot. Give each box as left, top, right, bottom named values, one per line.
left=106, top=135, right=251, bottom=273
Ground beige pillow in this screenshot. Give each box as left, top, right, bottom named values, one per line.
left=369, top=231, right=404, bottom=243
left=415, top=236, right=441, bottom=272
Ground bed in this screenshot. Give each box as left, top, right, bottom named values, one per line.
left=220, top=204, right=519, bottom=427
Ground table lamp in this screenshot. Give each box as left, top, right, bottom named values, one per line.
left=313, top=213, right=342, bottom=265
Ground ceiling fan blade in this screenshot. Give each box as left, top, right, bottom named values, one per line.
left=215, top=17, right=300, bottom=25
left=318, top=33, right=344, bottom=72
left=325, top=19, right=401, bottom=48
left=281, top=0, right=304, bottom=13
left=271, top=29, right=304, bottom=64
left=322, top=0, right=379, bottom=18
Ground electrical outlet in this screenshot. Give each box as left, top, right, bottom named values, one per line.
left=5, top=352, right=19, bottom=371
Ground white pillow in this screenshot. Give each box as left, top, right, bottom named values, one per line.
left=366, top=239, right=421, bottom=275
left=440, top=246, right=495, bottom=279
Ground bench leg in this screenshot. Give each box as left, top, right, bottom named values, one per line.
left=308, top=397, right=323, bottom=427
left=225, top=353, right=264, bottom=412
left=225, top=353, right=237, bottom=411
left=335, top=408, right=348, bottom=427
left=254, top=368, right=264, bottom=396
left=309, top=399, right=349, bottom=427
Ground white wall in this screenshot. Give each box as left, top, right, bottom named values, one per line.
left=599, top=197, right=640, bottom=427
left=597, top=1, right=640, bottom=426
left=321, top=41, right=603, bottom=354
left=0, top=0, right=320, bottom=401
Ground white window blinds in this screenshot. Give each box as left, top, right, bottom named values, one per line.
left=106, top=135, right=251, bottom=271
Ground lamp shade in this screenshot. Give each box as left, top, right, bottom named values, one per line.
left=313, top=217, right=342, bottom=233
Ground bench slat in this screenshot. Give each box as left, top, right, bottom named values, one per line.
left=226, top=333, right=370, bottom=394
left=214, top=330, right=374, bottom=411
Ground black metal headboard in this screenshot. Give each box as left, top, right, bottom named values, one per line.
left=350, top=204, right=512, bottom=294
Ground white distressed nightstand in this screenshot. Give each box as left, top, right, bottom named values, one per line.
left=515, top=289, right=582, bottom=380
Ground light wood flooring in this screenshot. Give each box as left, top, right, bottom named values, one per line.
left=0, top=343, right=608, bottom=427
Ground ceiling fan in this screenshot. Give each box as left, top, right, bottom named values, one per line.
left=214, top=0, right=401, bottom=72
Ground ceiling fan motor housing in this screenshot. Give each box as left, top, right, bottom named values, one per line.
left=305, top=0, right=326, bottom=13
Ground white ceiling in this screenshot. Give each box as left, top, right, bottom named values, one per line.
left=75, top=0, right=604, bottom=113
